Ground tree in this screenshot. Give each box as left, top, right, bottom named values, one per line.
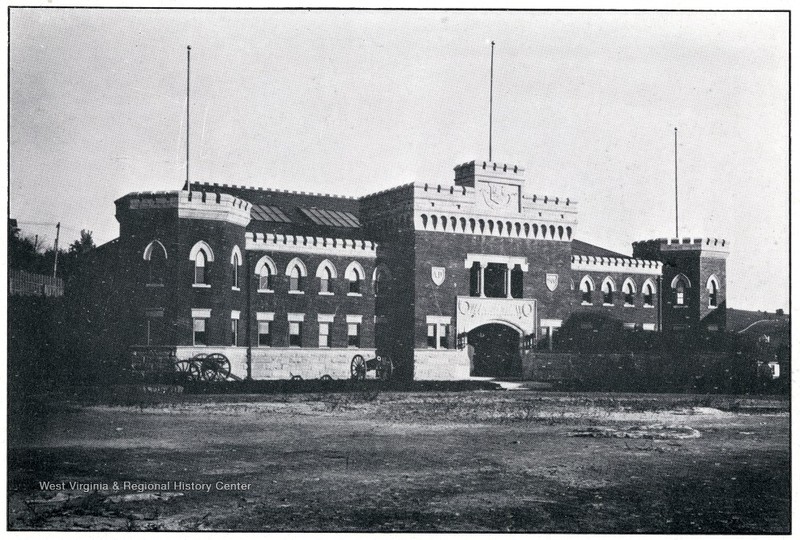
left=69, top=229, right=95, bottom=255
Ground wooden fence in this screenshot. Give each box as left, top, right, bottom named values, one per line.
left=9, top=269, right=64, bottom=297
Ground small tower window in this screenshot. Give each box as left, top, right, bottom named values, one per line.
left=231, top=252, right=240, bottom=289
left=707, top=275, right=720, bottom=308
left=194, top=251, right=207, bottom=285
left=670, top=274, right=692, bottom=307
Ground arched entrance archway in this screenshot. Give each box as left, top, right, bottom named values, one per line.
left=467, top=323, right=522, bottom=378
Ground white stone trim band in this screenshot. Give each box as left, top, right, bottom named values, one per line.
left=246, top=232, right=377, bottom=259
left=571, top=255, right=662, bottom=276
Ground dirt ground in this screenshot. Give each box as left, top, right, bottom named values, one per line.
left=7, top=390, right=790, bottom=532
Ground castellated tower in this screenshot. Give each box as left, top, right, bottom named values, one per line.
left=114, top=189, right=251, bottom=349
left=632, top=237, right=729, bottom=333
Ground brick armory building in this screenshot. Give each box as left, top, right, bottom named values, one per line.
left=108, top=158, right=729, bottom=380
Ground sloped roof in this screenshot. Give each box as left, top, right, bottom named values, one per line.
left=186, top=181, right=364, bottom=236
left=571, top=239, right=630, bottom=259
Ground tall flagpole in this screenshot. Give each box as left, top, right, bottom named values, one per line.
left=674, top=127, right=678, bottom=238
left=186, top=45, right=191, bottom=189
left=489, top=41, right=495, bottom=162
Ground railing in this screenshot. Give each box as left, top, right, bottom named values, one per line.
left=9, top=269, right=64, bottom=297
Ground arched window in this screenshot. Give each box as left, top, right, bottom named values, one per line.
left=189, top=241, right=214, bottom=286
left=195, top=251, right=207, bottom=285
left=643, top=279, right=655, bottom=307
left=602, top=277, right=616, bottom=306
left=143, top=240, right=167, bottom=285
left=286, top=257, right=308, bottom=292
left=372, top=264, right=392, bottom=296
left=579, top=275, right=594, bottom=305
left=706, top=275, right=720, bottom=307
left=622, top=278, right=637, bottom=306
left=315, top=260, right=337, bottom=294
left=345, top=261, right=365, bottom=295
left=254, top=255, right=277, bottom=292
left=289, top=266, right=302, bottom=291
left=230, top=246, right=242, bottom=289
left=671, top=274, right=691, bottom=306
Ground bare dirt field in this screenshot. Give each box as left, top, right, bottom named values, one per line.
left=7, top=390, right=790, bottom=532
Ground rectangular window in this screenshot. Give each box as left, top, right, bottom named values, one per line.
left=289, top=322, right=302, bottom=347
left=347, top=323, right=360, bottom=348
left=194, top=265, right=205, bottom=285
left=193, top=318, right=207, bottom=346
left=426, top=323, right=449, bottom=349
left=676, top=291, right=684, bottom=305
left=438, top=324, right=450, bottom=349
left=258, top=321, right=271, bottom=347
left=232, top=264, right=239, bottom=288
left=320, top=277, right=330, bottom=294
left=318, top=322, right=331, bottom=348
left=230, top=318, right=238, bottom=346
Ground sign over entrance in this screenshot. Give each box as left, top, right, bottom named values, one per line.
left=455, top=296, right=536, bottom=336
left=431, top=266, right=446, bottom=286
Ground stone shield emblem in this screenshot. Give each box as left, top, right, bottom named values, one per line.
left=546, top=273, right=559, bottom=292
left=431, top=266, right=446, bottom=286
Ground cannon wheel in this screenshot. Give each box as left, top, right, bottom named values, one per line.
left=198, top=353, right=231, bottom=382
left=350, top=354, right=366, bottom=381
left=174, top=359, right=201, bottom=382
left=376, top=355, right=393, bottom=381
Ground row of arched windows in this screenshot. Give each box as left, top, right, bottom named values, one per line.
left=578, top=276, right=656, bottom=307
left=578, top=273, right=721, bottom=308
left=254, top=255, right=390, bottom=295
left=143, top=240, right=392, bottom=295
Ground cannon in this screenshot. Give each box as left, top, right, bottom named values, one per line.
left=174, top=353, right=239, bottom=382
left=350, top=354, right=393, bottom=381
left=129, top=347, right=239, bottom=383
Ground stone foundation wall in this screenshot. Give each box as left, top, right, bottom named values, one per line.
left=250, top=348, right=374, bottom=380
left=413, top=349, right=471, bottom=380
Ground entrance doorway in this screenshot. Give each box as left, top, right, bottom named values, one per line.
left=467, top=323, right=522, bottom=378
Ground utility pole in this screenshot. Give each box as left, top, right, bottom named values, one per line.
left=489, top=41, right=495, bottom=162
left=52, top=222, right=60, bottom=278
left=186, top=45, right=191, bottom=189
left=674, top=127, right=679, bottom=238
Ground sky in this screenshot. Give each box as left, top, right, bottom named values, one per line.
left=9, top=8, right=789, bottom=312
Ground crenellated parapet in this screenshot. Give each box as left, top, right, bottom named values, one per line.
left=245, top=232, right=377, bottom=259
left=188, top=180, right=357, bottom=200
left=633, top=237, right=730, bottom=259
left=571, top=254, right=663, bottom=276
left=118, top=189, right=252, bottom=227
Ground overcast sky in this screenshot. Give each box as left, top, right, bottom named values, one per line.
left=9, top=9, right=789, bottom=312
